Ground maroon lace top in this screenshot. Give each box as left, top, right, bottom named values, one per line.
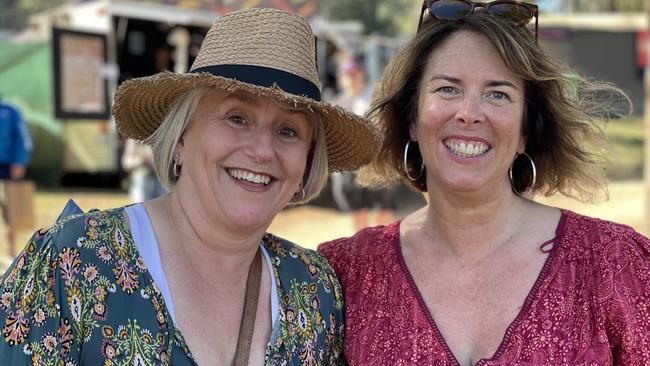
left=318, top=210, right=650, bottom=365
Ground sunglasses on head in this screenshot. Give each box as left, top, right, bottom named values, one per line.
left=417, top=0, right=539, bottom=40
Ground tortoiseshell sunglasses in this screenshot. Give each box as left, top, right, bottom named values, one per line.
left=417, top=0, right=538, bottom=40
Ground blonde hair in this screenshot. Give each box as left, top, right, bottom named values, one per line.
left=145, top=87, right=328, bottom=203
left=362, top=13, right=630, bottom=202
left=293, top=111, right=328, bottom=204
left=145, top=88, right=205, bottom=189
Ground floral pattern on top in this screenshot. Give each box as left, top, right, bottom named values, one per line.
left=319, top=210, right=650, bottom=366
left=0, top=207, right=345, bottom=365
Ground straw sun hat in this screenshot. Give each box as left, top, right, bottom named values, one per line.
left=112, top=7, right=379, bottom=172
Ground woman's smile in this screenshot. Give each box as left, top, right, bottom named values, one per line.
left=226, top=167, right=275, bottom=191
left=443, top=138, right=491, bottom=159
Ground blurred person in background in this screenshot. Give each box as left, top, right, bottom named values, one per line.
left=0, top=95, right=32, bottom=257
left=122, top=138, right=166, bottom=202
left=119, top=45, right=170, bottom=203
left=330, top=53, right=396, bottom=229
left=0, top=8, right=377, bottom=365
left=320, top=1, right=650, bottom=364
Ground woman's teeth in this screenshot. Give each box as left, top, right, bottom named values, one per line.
left=445, top=141, right=490, bottom=158
left=228, top=169, right=272, bottom=185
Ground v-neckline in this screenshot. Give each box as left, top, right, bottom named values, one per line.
left=392, top=210, right=568, bottom=366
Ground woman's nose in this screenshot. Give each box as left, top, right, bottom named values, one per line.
left=455, top=95, right=485, bottom=125
left=242, top=129, right=274, bottom=163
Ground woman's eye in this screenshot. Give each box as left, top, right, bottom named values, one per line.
left=437, top=86, right=456, bottom=94
left=279, top=127, right=298, bottom=138
left=489, top=91, right=509, bottom=101
left=227, top=115, right=246, bottom=125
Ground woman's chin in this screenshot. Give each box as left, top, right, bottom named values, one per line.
left=224, top=206, right=278, bottom=230
left=434, top=177, right=486, bottom=194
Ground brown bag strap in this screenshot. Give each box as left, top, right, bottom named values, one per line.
left=233, top=248, right=262, bottom=366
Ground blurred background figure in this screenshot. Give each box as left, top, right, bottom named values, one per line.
left=332, top=53, right=371, bottom=116
left=121, top=139, right=166, bottom=203
left=121, top=45, right=169, bottom=203
left=0, top=95, right=33, bottom=256
left=330, top=53, right=396, bottom=229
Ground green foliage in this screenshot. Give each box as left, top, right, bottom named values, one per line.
left=603, top=117, right=644, bottom=180
left=0, top=0, right=68, bottom=30
left=322, top=0, right=422, bottom=35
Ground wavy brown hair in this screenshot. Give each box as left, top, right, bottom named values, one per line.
left=361, top=13, right=630, bottom=202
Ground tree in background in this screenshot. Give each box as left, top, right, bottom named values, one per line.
left=321, top=0, right=422, bottom=35
left=0, top=0, right=69, bottom=31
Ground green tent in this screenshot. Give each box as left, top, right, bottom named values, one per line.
left=0, top=40, right=63, bottom=185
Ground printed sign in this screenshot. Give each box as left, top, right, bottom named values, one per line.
left=52, top=28, right=109, bottom=119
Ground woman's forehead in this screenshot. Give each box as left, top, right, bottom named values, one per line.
left=423, top=30, right=523, bottom=87
left=202, top=88, right=312, bottom=116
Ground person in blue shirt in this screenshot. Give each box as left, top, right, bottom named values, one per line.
left=0, top=98, right=32, bottom=180
left=0, top=97, right=33, bottom=256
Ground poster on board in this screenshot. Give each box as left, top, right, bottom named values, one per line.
left=52, top=28, right=110, bottom=120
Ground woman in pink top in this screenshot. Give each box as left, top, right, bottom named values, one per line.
left=319, top=1, right=650, bottom=365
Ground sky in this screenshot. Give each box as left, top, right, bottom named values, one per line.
left=539, top=0, right=567, bottom=12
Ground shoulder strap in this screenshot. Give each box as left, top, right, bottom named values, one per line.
left=233, top=248, right=262, bottom=366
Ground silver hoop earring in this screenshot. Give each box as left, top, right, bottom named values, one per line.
left=403, top=140, right=424, bottom=181
left=509, top=152, right=536, bottom=197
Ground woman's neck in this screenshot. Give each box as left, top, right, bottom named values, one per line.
left=418, top=185, right=534, bottom=262
left=145, top=193, right=265, bottom=280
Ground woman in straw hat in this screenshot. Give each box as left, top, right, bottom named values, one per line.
left=0, top=8, right=377, bottom=365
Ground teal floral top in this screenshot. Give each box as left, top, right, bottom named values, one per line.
left=0, top=207, right=345, bottom=365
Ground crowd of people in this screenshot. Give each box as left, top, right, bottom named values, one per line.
left=0, top=1, right=648, bottom=365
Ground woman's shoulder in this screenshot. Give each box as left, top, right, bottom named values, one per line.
left=318, top=221, right=401, bottom=263
left=1, top=206, right=133, bottom=286
left=43, top=204, right=126, bottom=234
left=317, top=221, right=401, bottom=286
left=558, top=210, right=649, bottom=282
left=263, top=233, right=338, bottom=282
left=263, top=234, right=346, bottom=364
left=0, top=205, right=152, bottom=359
left=560, top=210, right=649, bottom=254
left=559, top=211, right=650, bottom=351
left=263, top=233, right=345, bottom=322
left=263, top=233, right=325, bottom=262
left=8, top=206, right=129, bottom=261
